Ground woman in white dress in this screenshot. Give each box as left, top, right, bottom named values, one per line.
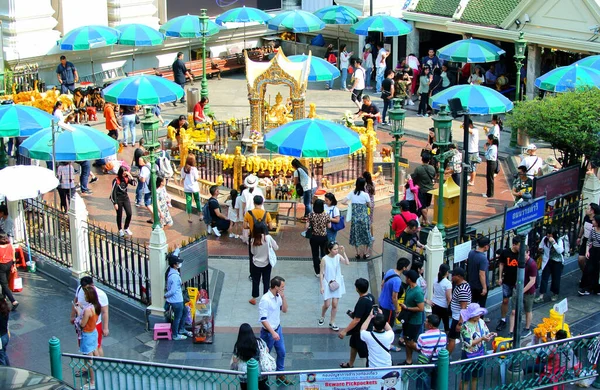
left=318, top=241, right=350, bottom=331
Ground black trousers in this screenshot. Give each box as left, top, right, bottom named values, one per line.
left=540, top=260, right=564, bottom=295
left=310, top=235, right=328, bottom=274
left=116, top=199, right=132, bottom=230
left=432, top=304, right=450, bottom=332
left=0, top=262, right=15, bottom=303
left=471, top=287, right=488, bottom=308
left=250, top=262, right=272, bottom=298
left=57, top=187, right=74, bottom=212
left=486, top=161, right=497, bottom=197
left=581, top=248, right=600, bottom=293
left=418, top=93, right=429, bottom=115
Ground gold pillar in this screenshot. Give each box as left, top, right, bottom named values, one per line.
left=233, top=146, right=244, bottom=190
left=249, top=98, right=262, bottom=133
left=291, top=98, right=305, bottom=120
left=365, top=119, right=376, bottom=174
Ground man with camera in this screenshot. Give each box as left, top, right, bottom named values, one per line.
left=338, top=278, right=374, bottom=368
left=360, top=308, right=394, bottom=367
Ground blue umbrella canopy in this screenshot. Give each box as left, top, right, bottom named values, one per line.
left=59, top=25, right=120, bottom=51
left=436, top=38, right=505, bottom=63
left=264, top=119, right=363, bottom=158
left=534, top=64, right=600, bottom=93
left=20, top=124, right=119, bottom=161
left=575, top=55, right=600, bottom=70
left=159, top=14, right=221, bottom=38
left=116, top=24, right=164, bottom=46
left=288, top=55, right=340, bottom=82
left=103, top=75, right=185, bottom=105
left=215, top=6, right=271, bottom=24
left=350, top=15, right=412, bottom=37
left=268, top=10, right=326, bottom=33
left=313, top=5, right=361, bottom=25
left=0, top=105, right=53, bottom=137
left=429, top=85, right=514, bottom=115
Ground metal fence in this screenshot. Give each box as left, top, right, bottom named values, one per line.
left=192, top=150, right=234, bottom=189
left=85, top=221, right=150, bottom=305
left=314, top=152, right=367, bottom=185
left=212, top=118, right=251, bottom=150
left=25, top=198, right=72, bottom=267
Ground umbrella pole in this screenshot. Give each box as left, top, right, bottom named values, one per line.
left=19, top=200, right=32, bottom=269
left=243, top=22, right=246, bottom=51
left=189, top=39, right=192, bottom=61
left=132, top=48, right=135, bottom=75
left=90, top=50, right=95, bottom=86
left=295, top=33, right=297, bottom=55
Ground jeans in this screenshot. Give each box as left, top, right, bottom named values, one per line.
left=382, top=98, right=392, bottom=123
left=77, top=160, right=90, bottom=191
left=0, top=334, right=9, bottom=366
left=375, top=67, right=385, bottom=92
left=122, top=114, right=137, bottom=145
left=116, top=199, right=132, bottom=230
left=60, top=83, right=75, bottom=95
left=302, top=188, right=314, bottom=217
left=341, top=67, right=348, bottom=89
left=327, top=78, right=334, bottom=89
left=365, top=67, right=372, bottom=88
left=135, top=180, right=144, bottom=205
left=310, top=235, right=328, bottom=274
left=539, top=260, right=563, bottom=296
left=170, top=301, right=186, bottom=336
left=177, top=83, right=186, bottom=102
left=0, top=262, right=15, bottom=303
left=260, top=327, right=285, bottom=371
left=250, top=262, right=272, bottom=298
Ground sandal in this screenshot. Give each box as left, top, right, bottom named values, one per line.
left=339, top=362, right=353, bottom=368
left=390, top=345, right=402, bottom=352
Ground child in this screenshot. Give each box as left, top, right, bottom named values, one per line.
left=225, top=189, right=242, bottom=239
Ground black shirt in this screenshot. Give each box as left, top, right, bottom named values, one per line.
left=172, top=59, right=188, bottom=85
left=398, top=231, right=419, bottom=247
left=0, top=313, right=7, bottom=336
left=208, top=197, right=221, bottom=221
left=499, top=248, right=519, bottom=286
left=121, top=105, right=136, bottom=116
left=168, top=118, right=188, bottom=130
left=349, top=293, right=374, bottom=335
left=360, top=103, right=380, bottom=126
left=381, top=78, right=393, bottom=99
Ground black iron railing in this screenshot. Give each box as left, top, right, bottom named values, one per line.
left=86, top=222, right=150, bottom=305
left=26, top=199, right=72, bottom=267
left=193, top=150, right=234, bottom=188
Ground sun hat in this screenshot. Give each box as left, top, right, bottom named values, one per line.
left=460, top=303, right=488, bottom=323
left=244, top=174, right=258, bottom=188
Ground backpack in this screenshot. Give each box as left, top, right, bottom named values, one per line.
left=202, top=200, right=213, bottom=225
left=158, top=151, right=173, bottom=179
left=248, top=210, right=268, bottom=234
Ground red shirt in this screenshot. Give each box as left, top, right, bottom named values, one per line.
left=193, top=102, right=206, bottom=122
left=392, top=211, right=418, bottom=238
left=0, top=244, right=13, bottom=264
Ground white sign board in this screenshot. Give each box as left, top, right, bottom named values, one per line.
left=453, top=241, right=472, bottom=264
left=553, top=298, right=568, bottom=315
left=300, top=369, right=403, bottom=389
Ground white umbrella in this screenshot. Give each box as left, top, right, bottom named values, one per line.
left=0, top=165, right=59, bottom=267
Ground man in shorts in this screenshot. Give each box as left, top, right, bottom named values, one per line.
left=496, top=236, right=521, bottom=332
left=350, top=58, right=365, bottom=110
left=447, top=267, right=471, bottom=353
left=338, top=278, right=374, bottom=368
left=509, top=249, right=537, bottom=338
left=70, top=276, right=109, bottom=357
left=411, top=154, right=436, bottom=225
left=399, top=270, right=424, bottom=365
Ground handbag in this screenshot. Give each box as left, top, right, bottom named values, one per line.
left=257, top=338, right=276, bottom=372
left=295, top=182, right=304, bottom=197
left=417, top=331, right=443, bottom=364
left=329, top=207, right=345, bottom=232
left=328, top=256, right=341, bottom=292
left=397, top=308, right=411, bottom=324
left=135, top=115, right=140, bottom=125
left=267, top=237, right=277, bottom=268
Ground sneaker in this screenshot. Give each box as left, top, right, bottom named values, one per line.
left=206, top=227, right=212, bottom=235
left=551, top=294, right=558, bottom=302
left=533, top=296, right=544, bottom=303
left=318, top=317, right=325, bottom=326
left=424, top=114, right=429, bottom=118
left=172, top=334, right=187, bottom=340
left=125, top=228, right=133, bottom=236
left=180, top=330, right=193, bottom=337
left=212, top=226, right=221, bottom=237
left=496, top=320, right=507, bottom=332
left=416, top=114, right=423, bottom=117
left=381, top=122, right=388, bottom=126
left=135, top=203, right=141, bottom=208
left=330, top=323, right=340, bottom=331
left=90, top=177, right=98, bottom=183
left=249, top=298, right=256, bottom=305
left=407, top=100, right=415, bottom=106
left=82, top=384, right=96, bottom=390
left=522, top=328, right=532, bottom=338
left=482, top=194, right=488, bottom=198
left=578, top=289, right=590, bottom=296
left=228, top=233, right=236, bottom=238
left=81, top=189, right=93, bottom=194
left=118, top=229, right=125, bottom=237
left=300, top=231, right=306, bottom=237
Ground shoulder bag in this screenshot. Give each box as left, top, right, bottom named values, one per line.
left=417, top=331, right=443, bottom=364
left=329, top=207, right=346, bottom=232
left=267, top=236, right=277, bottom=268
left=328, top=257, right=341, bottom=292
left=370, top=331, right=390, bottom=353
left=257, top=338, right=276, bottom=372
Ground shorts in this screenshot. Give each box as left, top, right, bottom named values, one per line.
left=468, top=153, right=480, bottom=171
left=77, top=322, right=103, bottom=348
left=418, top=191, right=432, bottom=209
left=461, top=350, right=484, bottom=381
left=349, top=332, right=368, bottom=358
left=579, top=238, right=588, bottom=256
left=381, top=308, right=396, bottom=326
left=80, top=329, right=98, bottom=355
left=511, top=293, right=534, bottom=314
left=448, top=318, right=460, bottom=340
left=402, top=323, right=421, bottom=342
left=502, top=284, right=515, bottom=299
left=351, top=89, right=364, bottom=102
left=143, top=192, right=152, bottom=206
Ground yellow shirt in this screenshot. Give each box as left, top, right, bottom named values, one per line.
left=244, top=208, right=272, bottom=232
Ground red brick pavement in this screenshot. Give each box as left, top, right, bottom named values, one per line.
left=42, top=130, right=513, bottom=257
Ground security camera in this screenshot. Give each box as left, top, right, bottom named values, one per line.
left=523, top=14, right=530, bottom=23
left=515, top=19, right=521, bottom=26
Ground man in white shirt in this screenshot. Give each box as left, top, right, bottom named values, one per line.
left=138, top=160, right=154, bottom=221
left=350, top=58, right=366, bottom=109
left=467, top=119, right=480, bottom=186
left=360, top=311, right=394, bottom=367
left=519, top=144, right=543, bottom=179
left=259, top=276, right=290, bottom=384
left=375, top=42, right=389, bottom=93
left=70, top=276, right=110, bottom=357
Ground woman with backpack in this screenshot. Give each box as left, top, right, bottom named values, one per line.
left=181, top=155, right=202, bottom=223
left=109, top=167, right=136, bottom=238
left=535, top=227, right=565, bottom=303
left=248, top=223, right=278, bottom=305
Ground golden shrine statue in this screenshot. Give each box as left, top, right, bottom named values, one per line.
left=245, top=49, right=310, bottom=133
left=178, top=128, right=198, bottom=169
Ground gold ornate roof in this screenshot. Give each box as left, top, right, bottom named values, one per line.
left=244, top=49, right=310, bottom=98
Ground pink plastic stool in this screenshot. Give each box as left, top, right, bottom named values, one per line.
left=153, top=323, right=172, bottom=341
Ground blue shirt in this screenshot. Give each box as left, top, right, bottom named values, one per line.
left=56, top=62, right=77, bottom=85
left=165, top=268, right=183, bottom=303
left=378, top=269, right=401, bottom=310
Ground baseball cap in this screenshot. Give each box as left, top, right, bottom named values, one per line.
left=450, top=267, right=466, bottom=277
left=365, top=43, right=372, bottom=50
left=526, top=144, right=537, bottom=152
left=403, top=270, right=419, bottom=283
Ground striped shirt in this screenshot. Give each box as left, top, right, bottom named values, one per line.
left=451, top=282, right=471, bottom=320
left=590, top=229, right=600, bottom=248
left=417, top=329, right=447, bottom=361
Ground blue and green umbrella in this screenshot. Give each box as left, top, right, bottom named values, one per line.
left=268, top=10, right=326, bottom=33
left=313, top=5, right=361, bottom=25
left=59, top=25, right=120, bottom=51
left=575, top=55, right=600, bottom=70
left=288, top=55, right=340, bottom=82
left=436, top=38, right=505, bottom=63
left=0, top=105, right=53, bottom=137
left=116, top=24, right=165, bottom=73
left=215, top=6, right=271, bottom=49
left=159, top=14, right=221, bottom=38
left=350, top=15, right=412, bottom=37
left=429, top=85, right=514, bottom=115
left=534, top=64, right=600, bottom=93
left=19, top=124, right=119, bottom=161
left=265, top=119, right=363, bottom=158
left=102, top=75, right=184, bottom=105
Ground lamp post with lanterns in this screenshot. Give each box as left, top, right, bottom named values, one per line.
left=387, top=98, right=407, bottom=237
left=140, top=107, right=161, bottom=230
left=510, top=31, right=527, bottom=148
left=200, top=9, right=210, bottom=104
left=432, top=105, right=454, bottom=238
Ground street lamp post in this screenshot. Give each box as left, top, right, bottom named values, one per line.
left=432, top=105, right=454, bottom=238
left=200, top=9, right=210, bottom=105
left=387, top=98, right=406, bottom=237
left=140, top=107, right=161, bottom=230
left=510, top=31, right=527, bottom=148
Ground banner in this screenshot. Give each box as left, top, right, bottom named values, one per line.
left=299, top=369, right=402, bottom=390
